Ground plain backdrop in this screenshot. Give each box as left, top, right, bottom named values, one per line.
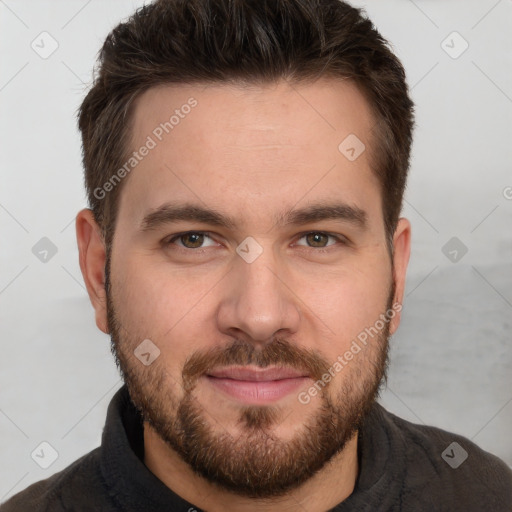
left=1, top=0, right=511, bottom=502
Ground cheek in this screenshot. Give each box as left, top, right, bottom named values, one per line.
left=311, top=263, right=391, bottom=353
left=111, top=254, right=219, bottom=361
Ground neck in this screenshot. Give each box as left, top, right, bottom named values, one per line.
left=143, top=423, right=359, bottom=512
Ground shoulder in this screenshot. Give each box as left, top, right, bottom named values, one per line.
left=0, top=448, right=117, bottom=512
left=378, top=404, right=512, bottom=509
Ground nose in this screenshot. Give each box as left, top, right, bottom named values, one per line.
left=216, top=245, right=301, bottom=346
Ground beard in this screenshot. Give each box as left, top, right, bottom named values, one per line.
left=105, top=258, right=394, bottom=499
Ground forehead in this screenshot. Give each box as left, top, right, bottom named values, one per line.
left=118, top=78, right=380, bottom=231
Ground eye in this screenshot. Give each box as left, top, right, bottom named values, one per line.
left=165, top=231, right=217, bottom=249
left=295, top=232, right=346, bottom=249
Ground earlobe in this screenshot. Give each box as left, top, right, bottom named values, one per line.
left=76, top=208, right=109, bottom=334
left=389, top=217, right=411, bottom=335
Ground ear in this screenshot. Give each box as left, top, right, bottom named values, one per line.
left=76, top=208, right=109, bottom=334
left=389, top=217, right=411, bottom=335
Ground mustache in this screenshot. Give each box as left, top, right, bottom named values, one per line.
left=182, top=338, right=331, bottom=392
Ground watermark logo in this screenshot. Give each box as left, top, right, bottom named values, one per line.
left=31, top=441, right=59, bottom=469
left=441, top=237, right=468, bottom=264
left=338, top=134, right=365, bottom=162
left=236, top=236, right=263, bottom=264
left=442, top=441, right=468, bottom=469
left=32, top=237, right=58, bottom=263
left=31, top=32, right=59, bottom=59
left=134, top=338, right=161, bottom=366
left=441, top=31, right=469, bottom=59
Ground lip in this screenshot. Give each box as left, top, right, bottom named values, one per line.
left=204, top=366, right=310, bottom=404
left=207, top=366, right=309, bottom=381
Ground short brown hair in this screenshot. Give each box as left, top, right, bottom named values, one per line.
left=78, top=0, right=414, bottom=252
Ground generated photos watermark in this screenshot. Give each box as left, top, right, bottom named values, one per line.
left=93, top=97, right=198, bottom=200
left=298, top=302, right=402, bottom=405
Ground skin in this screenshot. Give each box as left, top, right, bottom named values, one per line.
left=76, top=78, right=411, bottom=512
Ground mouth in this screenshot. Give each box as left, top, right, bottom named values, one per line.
left=204, top=366, right=311, bottom=404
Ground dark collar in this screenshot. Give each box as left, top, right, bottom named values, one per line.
left=100, top=385, right=199, bottom=511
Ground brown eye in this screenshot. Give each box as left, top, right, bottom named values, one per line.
left=179, top=232, right=205, bottom=248
left=295, top=232, right=347, bottom=251
left=305, top=232, right=330, bottom=247
left=165, top=231, right=216, bottom=249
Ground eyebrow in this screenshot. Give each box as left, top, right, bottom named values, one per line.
left=139, top=201, right=367, bottom=232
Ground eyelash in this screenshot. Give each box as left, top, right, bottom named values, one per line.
left=163, top=231, right=348, bottom=253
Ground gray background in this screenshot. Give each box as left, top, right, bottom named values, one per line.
left=1, top=0, right=511, bottom=502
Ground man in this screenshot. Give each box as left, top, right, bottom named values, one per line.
left=2, top=0, right=511, bottom=510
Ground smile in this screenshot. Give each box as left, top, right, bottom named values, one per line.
left=204, top=366, right=310, bottom=404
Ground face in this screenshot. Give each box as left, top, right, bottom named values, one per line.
left=97, top=78, right=408, bottom=498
